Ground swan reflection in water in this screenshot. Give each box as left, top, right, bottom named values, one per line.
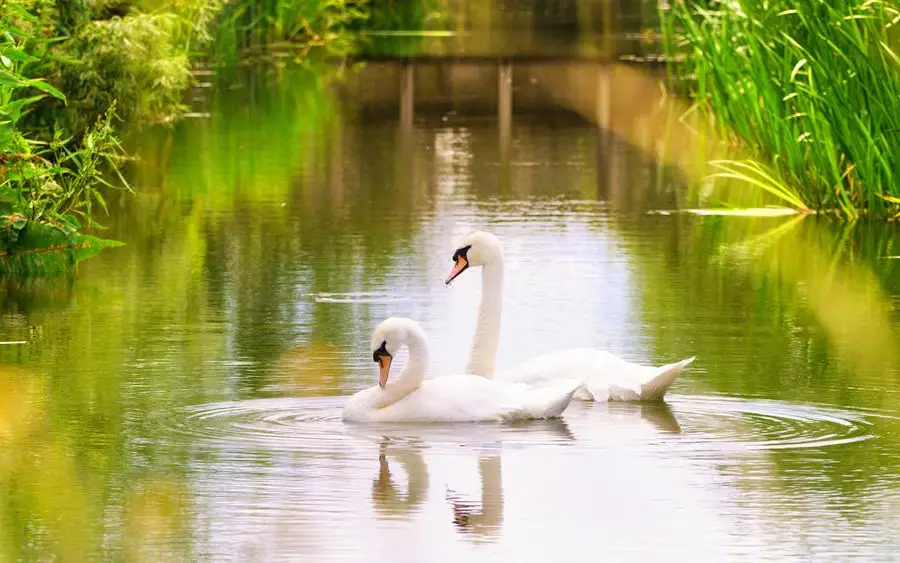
left=632, top=401, right=682, bottom=434
left=445, top=454, right=504, bottom=541
left=356, top=418, right=579, bottom=542
left=370, top=438, right=429, bottom=519
left=359, top=403, right=683, bottom=541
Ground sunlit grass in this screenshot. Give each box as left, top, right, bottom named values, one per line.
left=662, top=0, right=900, bottom=220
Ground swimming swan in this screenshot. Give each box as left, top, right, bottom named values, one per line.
left=341, top=317, right=583, bottom=422
left=444, top=231, right=696, bottom=402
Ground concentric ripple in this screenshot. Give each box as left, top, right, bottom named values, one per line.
left=175, top=394, right=887, bottom=456
left=661, top=395, right=883, bottom=452
left=178, top=397, right=347, bottom=453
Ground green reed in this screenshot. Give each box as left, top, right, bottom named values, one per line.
left=662, top=0, right=900, bottom=220
left=210, top=0, right=369, bottom=62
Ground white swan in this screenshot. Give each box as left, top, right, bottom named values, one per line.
left=444, top=231, right=696, bottom=402
left=341, top=317, right=583, bottom=422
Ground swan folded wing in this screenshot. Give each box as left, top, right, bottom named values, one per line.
left=375, top=376, right=576, bottom=422
left=495, top=349, right=630, bottom=387
left=494, top=349, right=692, bottom=401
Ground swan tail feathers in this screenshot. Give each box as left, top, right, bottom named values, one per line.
left=639, top=356, right=696, bottom=401
left=519, top=378, right=583, bottom=418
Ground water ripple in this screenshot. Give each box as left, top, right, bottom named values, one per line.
left=662, top=395, right=882, bottom=452
left=176, top=394, right=885, bottom=455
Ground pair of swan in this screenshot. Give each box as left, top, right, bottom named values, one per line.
left=342, top=231, right=696, bottom=423
left=341, top=317, right=582, bottom=422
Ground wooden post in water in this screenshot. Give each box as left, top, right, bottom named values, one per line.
left=595, top=62, right=615, bottom=202
left=595, top=62, right=611, bottom=129
left=400, top=61, right=414, bottom=130
left=498, top=62, right=512, bottom=194
left=399, top=61, right=415, bottom=194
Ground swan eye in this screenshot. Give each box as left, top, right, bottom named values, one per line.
left=372, top=340, right=390, bottom=363
left=451, top=245, right=471, bottom=262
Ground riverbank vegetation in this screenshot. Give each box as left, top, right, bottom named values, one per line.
left=1, top=0, right=375, bottom=273
left=661, top=0, right=900, bottom=220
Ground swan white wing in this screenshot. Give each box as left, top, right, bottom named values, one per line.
left=342, top=375, right=581, bottom=423
left=494, top=349, right=695, bottom=401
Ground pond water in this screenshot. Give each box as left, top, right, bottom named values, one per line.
left=4, top=6, right=900, bottom=561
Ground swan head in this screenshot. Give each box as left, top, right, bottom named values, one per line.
left=445, top=231, right=504, bottom=285
left=371, top=317, right=421, bottom=388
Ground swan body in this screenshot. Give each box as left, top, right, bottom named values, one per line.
left=341, top=317, right=583, bottom=423
left=445, top=231, right=696, bottom=402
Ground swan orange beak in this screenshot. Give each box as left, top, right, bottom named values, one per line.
left=378, top=355, right=392, bottom=388
left=445, top=256, right=469, bottom=285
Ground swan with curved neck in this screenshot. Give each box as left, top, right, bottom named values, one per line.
left=445, top=231, right=696, bottom=401
left=341, top=317, right=583, bottom=422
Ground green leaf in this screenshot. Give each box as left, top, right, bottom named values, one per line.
left=6, top=2, right=39, bottom=22
left=789, top=58, right=807, bottom=82
left=0, top=69, right=26, bottom=87
left=3, top=27, right=30, bottom=39
left=24, top=79, right=66, bottom=102
left=0, top=47, right=38, bottom=64
left=880, top=41, right=900, bottom=67
left=4, top=95, right=45, bottom=123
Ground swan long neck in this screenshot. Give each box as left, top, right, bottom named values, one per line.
left=466, top=259, right=503, bottom=377
left=378, top=329, right=429, bottom=407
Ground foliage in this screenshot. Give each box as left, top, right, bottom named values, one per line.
left=661, top=0, right=900, bottom=220
left=1, top=2, right=131, bottom=273
left=52, top=13, right=192, bottom=130
left=1, top=0, right=378, bottom=273
left=210, top=0, right=370, bottom=63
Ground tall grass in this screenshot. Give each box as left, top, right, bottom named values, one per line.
left=662, top=0, right=900, bottom=220
left=210, top=0, right=370, bottom=62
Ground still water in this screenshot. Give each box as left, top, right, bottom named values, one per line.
left=4, top=54, right=900, bottom=563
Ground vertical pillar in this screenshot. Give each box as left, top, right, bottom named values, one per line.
left=498, top=62, right=512, bottom=194
left=400, top=61, right=414, bottom=130
left=398, top=62, right=415, bottom=195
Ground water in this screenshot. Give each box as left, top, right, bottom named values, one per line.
left=4, top=7, right=900, bottom=561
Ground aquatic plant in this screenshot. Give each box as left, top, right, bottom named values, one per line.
left=662, top=0, right=900, bottom=220
left=1, top=2, right=130, bottom=273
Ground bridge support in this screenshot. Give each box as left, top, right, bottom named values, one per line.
left=498, top=62, right=512, bottom=150
left=400, top=62, right=414, bottom=130
left=498, top=62, right=512, bottom=193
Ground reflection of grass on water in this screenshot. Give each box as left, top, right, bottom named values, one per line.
left=120, top=58, right=433, bottom=392
left=636, top=214, right=900, bottom=401
left=129, top=59, right=339, bottom=208
left=632, top=213, right=900, bottom=505
left=661, top=0, right=900, bottom=220
left=0, top=366, right=196, bottom=560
